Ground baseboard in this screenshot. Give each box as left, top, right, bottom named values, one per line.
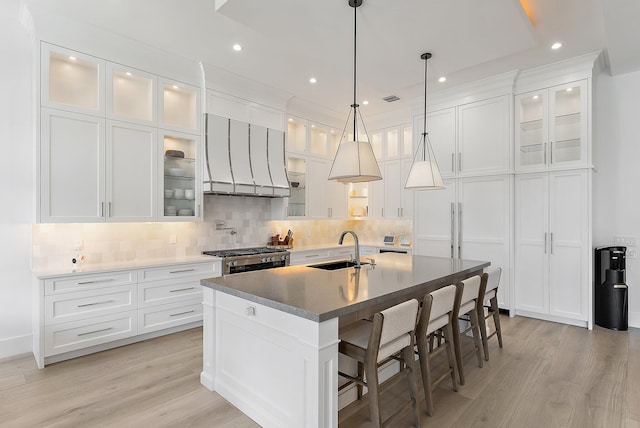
left=629, top=311, right=640, bottom=329
left=0, top=333, right=32, bottom=360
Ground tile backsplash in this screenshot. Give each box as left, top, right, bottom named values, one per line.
left=31, top=195, right=412, bottom=271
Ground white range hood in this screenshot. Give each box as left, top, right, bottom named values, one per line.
left=204, top=114, right=290, bottom=197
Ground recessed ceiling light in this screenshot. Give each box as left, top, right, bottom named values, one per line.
left=309, top=77, right=317, bottom=84
left=125, top=71, right=132, bottom=76
left=533, top=95, right=539, bottom=99
left=438, top=76, right=446, bottom=83
left=551, top=42, right=562, bottom=50
left=567, top=87, right=573, bottom=92
left=68, top=56, right=76, bottom=61
left=233, top=44, right=242, bottom=51
left=362, top=100, right=369, bottom=105
left=172, top=85, right=179, bottom=90
left=288, top=118, right=293, bottom=122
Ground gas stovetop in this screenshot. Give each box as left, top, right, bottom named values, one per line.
left=202, top=247, right=288, bottom=258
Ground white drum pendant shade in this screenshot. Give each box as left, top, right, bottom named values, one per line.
left=329, top=140, right=382, bottom=183
left=405, top=159, right=444, bottom=189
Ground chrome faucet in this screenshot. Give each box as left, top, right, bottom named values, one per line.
left=339, top=230, right=361, bottom=268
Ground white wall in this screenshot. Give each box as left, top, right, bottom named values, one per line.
left=593, top=70, right=640, bottom=327
left=0, top=0, right=36, bottom=358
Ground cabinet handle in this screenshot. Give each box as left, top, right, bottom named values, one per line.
left=78, top=327, right=112, bottom=337
left=550, top=141, right=554, bottom=164
left=169, top=287, right=195, bottom=293
left=305, top=254, right=320, bottom=258
left=458, top=202, right=462, bottom=258
left=78, top=278, right=114, bottom=285
left=108, top=202, right=112, bottom=217
left=77, top=299, right=116, bottom=308
left=398, top=208, right=401, bottom=217
left=100, top=202, right=104, bottom=217
left=245, top=306, right=256, bottom=316
left=451, top=153, right=455, bottom=172
left=382, top=208, right=384, bottom=218
left=544, top=232, right=548, bottom=254
left=450, top=202, right=455, bottom=258
left=544, top=143, right=547, bottom=164
left=196, top=204, right=200, bottom=217
left=170, top=310, right=196, bottom=317
left=550, top=232, right=554, bottom=254
left=458, top=153, right=462, bottom=172
left=169, top=268, right=195, bottom=274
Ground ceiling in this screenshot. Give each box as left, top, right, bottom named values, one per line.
left=23, top=0, right=640, bottom=118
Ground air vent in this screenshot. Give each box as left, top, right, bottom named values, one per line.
left=383, top=95, right=400, bottom=103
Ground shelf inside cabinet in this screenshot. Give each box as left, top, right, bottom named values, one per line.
left=519, top=119, right=543, bottom=131
left=520, top=143, right=543, bottom=153
left=554, top=138, right=580, bottom=149
left=554, top=112, right=580, bottom=125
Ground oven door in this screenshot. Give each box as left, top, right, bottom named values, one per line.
left=227, top=260, right=288, bottom=275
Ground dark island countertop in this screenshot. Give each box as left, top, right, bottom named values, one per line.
left=201, top=253, right=489, bottom=322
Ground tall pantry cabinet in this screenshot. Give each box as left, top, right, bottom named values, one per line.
left=413, top=74, right=514, bottom=310
left=513, top=52, right=602, bottom=328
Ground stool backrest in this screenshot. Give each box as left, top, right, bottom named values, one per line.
left=459, top=275, right=482, bottom=305
left=485, top=266, right=502, bottom=292
left=417, top=284, right=457, bottom=338
left=379, top=299, right=419, bottom=347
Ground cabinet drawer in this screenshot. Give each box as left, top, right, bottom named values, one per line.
left=44, top=270, right=136, bottom=295
left=138, top=262, right=220, bottom=282
left=138, top=277, right=203, bottom=308
left=44, top=310, right=137, bottom=357
left=45, top=285, right=137, bottom=325
left=138, top=299, right=202, bottom=334
left=329, top=248, right=355, bottom=259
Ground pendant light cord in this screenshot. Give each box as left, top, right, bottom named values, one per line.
left=352, top=2, right=358, bottom=140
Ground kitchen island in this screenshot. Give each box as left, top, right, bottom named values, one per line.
left=200, top=253, right=489, bottom=428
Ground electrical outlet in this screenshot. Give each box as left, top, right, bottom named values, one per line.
left=73, top=239, right=83, bottom=251
left=169, top=234, right=177, bottom=244
left=628, top=248, right=637, bottom=258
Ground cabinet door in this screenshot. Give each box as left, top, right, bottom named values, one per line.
left=424, top=108, right=456, bottom=178
left=309, top=123, right=329, bottom=158
left=160, top=131, right=200, bottom=221
left=515, top=90, right=548, bottom=171
left=287, top=117, right=307, bottom=153
left=548, top=170, right=589, bottom=320
left=458, top=95, right=511, bottom=175
left=106, top=63, right=156, bottom=126
left=549, top=81, right=588, bottom=169
left=106, top=121, right=157, bottom=222
left=287, top=156, right=306, bottom=217
left=400, top=158, right=414, bottom=219
left=41, top=43, right=105, bottom=116
left=414, top=179, right=456, bottom=258
left=327, top=178, right=348, bottom=218
left=515, top=173, right=549, bottom=314
left=41, top=108, right=105, bottom=222
left=458, top=175, right=511, bottom=308
left=307, top=158, right=328, bottom=218
left=368, top=173, right=385, bottom=219
left=384, top=160, right=402, bottom=219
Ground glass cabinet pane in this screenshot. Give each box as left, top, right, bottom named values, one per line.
left=287, top=157, right=306, bottom=217
left=310, top=124, right=328, bottom=156
left=162, top=82, right=197, bottom=131
left=287, top=118, right=307, bottom=152
left=370, top=131, right=383, bottom=159
left=518, top=93, right=545, bottom=167
left=111, top=68, right=154, bottom=122
left=329, top=129, right=341, bottom=157
left=162, top=135, right=196, bottom=218
left=386, top=128, right=399, bottom=157
left=402, top=125, right=413, bottom=157
left=552, top=85, right=582, bottom=164
left=48, top=51, right=100, bottom=111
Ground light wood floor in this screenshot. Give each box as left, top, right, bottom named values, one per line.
left=1, top=315, right=638, bottom=427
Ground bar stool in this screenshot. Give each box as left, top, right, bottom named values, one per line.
left=477, top=267, right=503, bottom=361
left=338, top=299, right=421, bottom=428
left=415, top=284, right=458, bottom=416
left=453, top=275, right=485, bottom=385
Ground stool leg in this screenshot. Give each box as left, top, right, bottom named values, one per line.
left=357, top=362, right=364, bottom=399
left=416, top=333, right=434, bottom=416
left=443, top=322, right=458, bottom=392
left=452, top=319, right=465, bottom=386
left=469, top=307, right=484, bottom=369
left=490, top=296, right=503, bottom=348
left=478, top=305, right=490, bottom=361
left=401, top=345, right=420, bottom=427
left=364, top=357, right=382, bottom=427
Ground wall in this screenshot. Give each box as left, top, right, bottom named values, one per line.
left=0, top=0, right=35, bottom=358
left=593, top=70, right=640, bottom=327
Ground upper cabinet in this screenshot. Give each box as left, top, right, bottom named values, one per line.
left=159, top=79, right=200, bottom=134
left=41, top=44, right=105, bottom=116
left=516, top=80, right=588, bottom=172
left=106, top=63, right=156, bottom=126
left=420, top=95, right=511, bottom=178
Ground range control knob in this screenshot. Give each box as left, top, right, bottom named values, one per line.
left=260, top=257, right=267, bottom=263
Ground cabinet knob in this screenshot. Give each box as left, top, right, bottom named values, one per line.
left=245, top=306, right=256, bottom=316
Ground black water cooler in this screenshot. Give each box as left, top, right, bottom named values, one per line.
left=594, top=246, right=628, bottom=330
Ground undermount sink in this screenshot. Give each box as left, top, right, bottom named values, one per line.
left=308, top=260, right=369, bottom=270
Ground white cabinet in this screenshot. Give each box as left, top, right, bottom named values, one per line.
left=419, top=95, right=511, bottom=178
left=40, top=109, right=105, bottom=223
left=383, top=158, right=413, bottom=219
left=515, top=80, right=588, bottom=172
left=307, top=158, right=347, bottom=219
left=160, top=131, right=201, bottom=221
left=514, top=169, right=590, bottom=325
left=159, top=78, right=200, bottom=134
left=106, top=63, right=156, bottom=126
left=414, top=175, right=511, bottom=308
left=41, top=43, right=105, bottom=116
left=106, top=121, right=157, bottom=222
left=34, top=259, right=221, bottom=368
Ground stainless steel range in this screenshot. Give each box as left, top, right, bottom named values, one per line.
left=203, top=247, right=290, bottom=275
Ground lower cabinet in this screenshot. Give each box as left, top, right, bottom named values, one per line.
left=514, top=169, right=590, bottom=326
left=34, top=259, right=221, bottom=368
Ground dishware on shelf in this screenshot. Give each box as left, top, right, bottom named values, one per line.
left=164, top=189, right=174, bottom=198
left=178, top=208, right=193, bottom=216
left=165, top=149, right=184, bottom=158
left=167, top=167, right=185, bottom=176
left=173, top=189, right=184, bottom=199
left=165, top=205, right=177, bottom=216
left=291, top=181, right=300, bottom=188
left=184, top=189, right=195, bottom=200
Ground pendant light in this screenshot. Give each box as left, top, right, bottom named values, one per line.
left=404, top=53, right=445, bottom=190
left=328, top=0, right=382, bottom=183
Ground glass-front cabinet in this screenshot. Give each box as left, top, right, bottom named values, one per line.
left=516, top=80, right=588, bottom=171
left=286, top=156, right=306, bottom=217
left=159, top=78, right=200, bottom=134
left=160, top=131, right=200, bottom=221
left=107, top=64, right=156, bottom=125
